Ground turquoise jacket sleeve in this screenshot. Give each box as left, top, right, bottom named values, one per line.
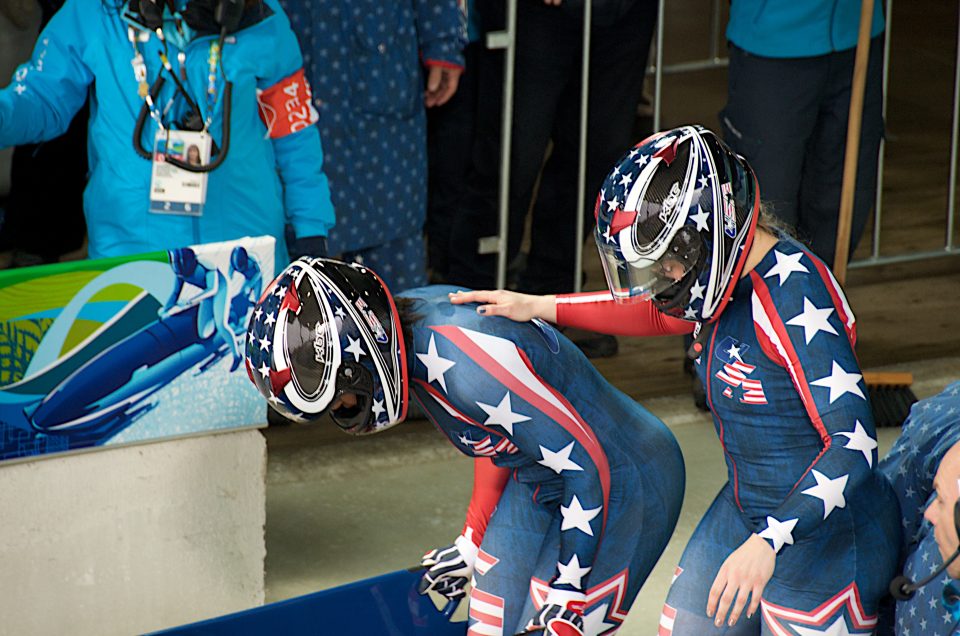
left=0, top=0, right=96, bottom=148
left=258, top=0, right=335, bottom=239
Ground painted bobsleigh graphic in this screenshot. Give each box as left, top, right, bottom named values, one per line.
left=0, top=238, right=272, bottom=462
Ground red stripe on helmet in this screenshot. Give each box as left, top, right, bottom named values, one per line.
left=280, top=284, right=301, bottom=314
left=270, top=367, right=292, bottom=397
left=653, top=137, right=679, bottom=165
left=609, top=209, right=637, bottom=235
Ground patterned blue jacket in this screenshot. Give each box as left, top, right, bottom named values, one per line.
left=281, top=0, right=466, bottom=255
left=880, top=381, right=960, bottom=634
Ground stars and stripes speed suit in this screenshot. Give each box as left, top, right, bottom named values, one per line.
left=878, top=380, right=960, bottom=635
left=402, top=285, right=685, bottom=636
left=553, top=236, right=901, bottom=634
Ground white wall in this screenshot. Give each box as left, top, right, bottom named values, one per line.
left=0, top=430, right=267, bottom=636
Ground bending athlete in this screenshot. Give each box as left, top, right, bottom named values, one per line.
left=243, top=257, right=685, bottom=636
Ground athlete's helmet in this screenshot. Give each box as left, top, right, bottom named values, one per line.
left=170, top=247, right=199, bottom=278
left=593, top=125, right=759, bottom=323
left=244, top=257, right=408, bottom=435
left=230, top=246, right=249, bottom=272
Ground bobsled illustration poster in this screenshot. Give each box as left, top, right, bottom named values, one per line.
left=0, top=236, right=274, bottom=464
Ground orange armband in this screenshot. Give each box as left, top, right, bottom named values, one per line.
left=256, top=68, right=320, bottom=139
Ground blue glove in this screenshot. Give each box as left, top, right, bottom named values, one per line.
left=288, top=235, right=327, bottom=261
left=521, top=589, right=585, bottom=636
left=417, top=534, right=478, bottom=600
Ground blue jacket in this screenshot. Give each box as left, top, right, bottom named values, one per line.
left=727, top=0, right=885, bottom=58
left=0, top=0, right=335, bottom=273
left=282, top=0, right=465, bottom=255
left=879, top=381, right=960, bottom=634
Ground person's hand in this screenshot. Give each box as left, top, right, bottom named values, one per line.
left=520, top=588, right=584, bottom=635
left=417, top=534, right=478, bottom=600
left=424, top=64, right=463, bottom=108
left=288, top=235, right=327, bottom=260
left=706, top=533, right=775, bottom=627
left=448, top=289, right=557, bottom=323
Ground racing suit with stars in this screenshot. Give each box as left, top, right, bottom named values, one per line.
left=400, top=285, right=686, bottom=636
left=553, top=236, right=901, bottom=635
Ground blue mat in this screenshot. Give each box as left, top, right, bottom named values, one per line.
left=150, top=568, right=466, bottom=635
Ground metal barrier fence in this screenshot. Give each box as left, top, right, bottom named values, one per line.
left=485, top=0, right=959, bottom=291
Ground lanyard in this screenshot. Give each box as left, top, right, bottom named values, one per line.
left=129, top=27, right=166, bottom=131
left=128, top=26, right=221, bottom=133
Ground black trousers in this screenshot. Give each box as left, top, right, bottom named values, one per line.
left=720, top=38, right=885, bottom=268
left=446, top=0, right=657, bottom=291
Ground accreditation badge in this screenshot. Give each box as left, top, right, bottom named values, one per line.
left=149, top=130, right=212, bottom=216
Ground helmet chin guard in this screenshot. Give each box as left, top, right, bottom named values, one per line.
left=244, top=257, right=408, bottom=434
left=594, top=125, right=759, bottom=323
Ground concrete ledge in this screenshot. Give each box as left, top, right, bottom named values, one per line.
left=0, top=430, right=266, bottom=636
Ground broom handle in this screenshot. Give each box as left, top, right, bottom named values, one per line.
left=833, top=0, right=876, bottom=285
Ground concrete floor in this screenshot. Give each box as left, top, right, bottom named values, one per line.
left=263, top=358, right=960, bottom=633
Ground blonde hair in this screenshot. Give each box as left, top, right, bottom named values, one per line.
left=756, top=201, right=796, bottom=239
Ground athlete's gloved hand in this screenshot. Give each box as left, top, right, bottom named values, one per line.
left=417, top=534, right=479, bottom=600
left=521, top=588, right=584, bottom=636
left=288, top=235, right=327, bottom=261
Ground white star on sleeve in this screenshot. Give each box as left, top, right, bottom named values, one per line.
left=475, top=393, right=530, bottom=435
left=555, top=554, right=592, bottom=589
left=560, top=495, right=601, bottom=536
left=837, top=420, right=878, bottom=467
left=415, top=334, right=456, bottom=393
left=810, top=361, right=865, bottom=403
left=757, top=515, right=798, bottom=553
left=689, top=279, right=705, bottom=301
left=537, top=442, right=584, bottom=474
left=801, top=469, right=849, bottom=519
left=689, top=205, right=710, bottom=232
left=344, top=335, right=366, bottom=361
left=764, top=250, right=809, bottom=286
left=786, top=297, right=839, bottom=344
left=792, top=616, right=855, bottom=636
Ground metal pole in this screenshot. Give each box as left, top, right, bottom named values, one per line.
left=947, top=0, right=960, bottom=251
left=709, top=0, right=721, bottom=62
left=574, top=0, right=592, bottom=293
left=653, top=0, right=665, bottom=133
left=869, top=0, right=893, bottom=259
left=489, top=0, right=518, bottom=289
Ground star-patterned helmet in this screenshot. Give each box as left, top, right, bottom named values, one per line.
left=244, top=257, right=408, bottom=435
left=594, top=125, right=759, bottom=323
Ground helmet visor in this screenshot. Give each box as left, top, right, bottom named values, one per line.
left=596, top=226, right=702, bottom=303
left=331, top=393, right=374, bottom=434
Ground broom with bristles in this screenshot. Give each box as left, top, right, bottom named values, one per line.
left=834, top=0, right=917, bottom=427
